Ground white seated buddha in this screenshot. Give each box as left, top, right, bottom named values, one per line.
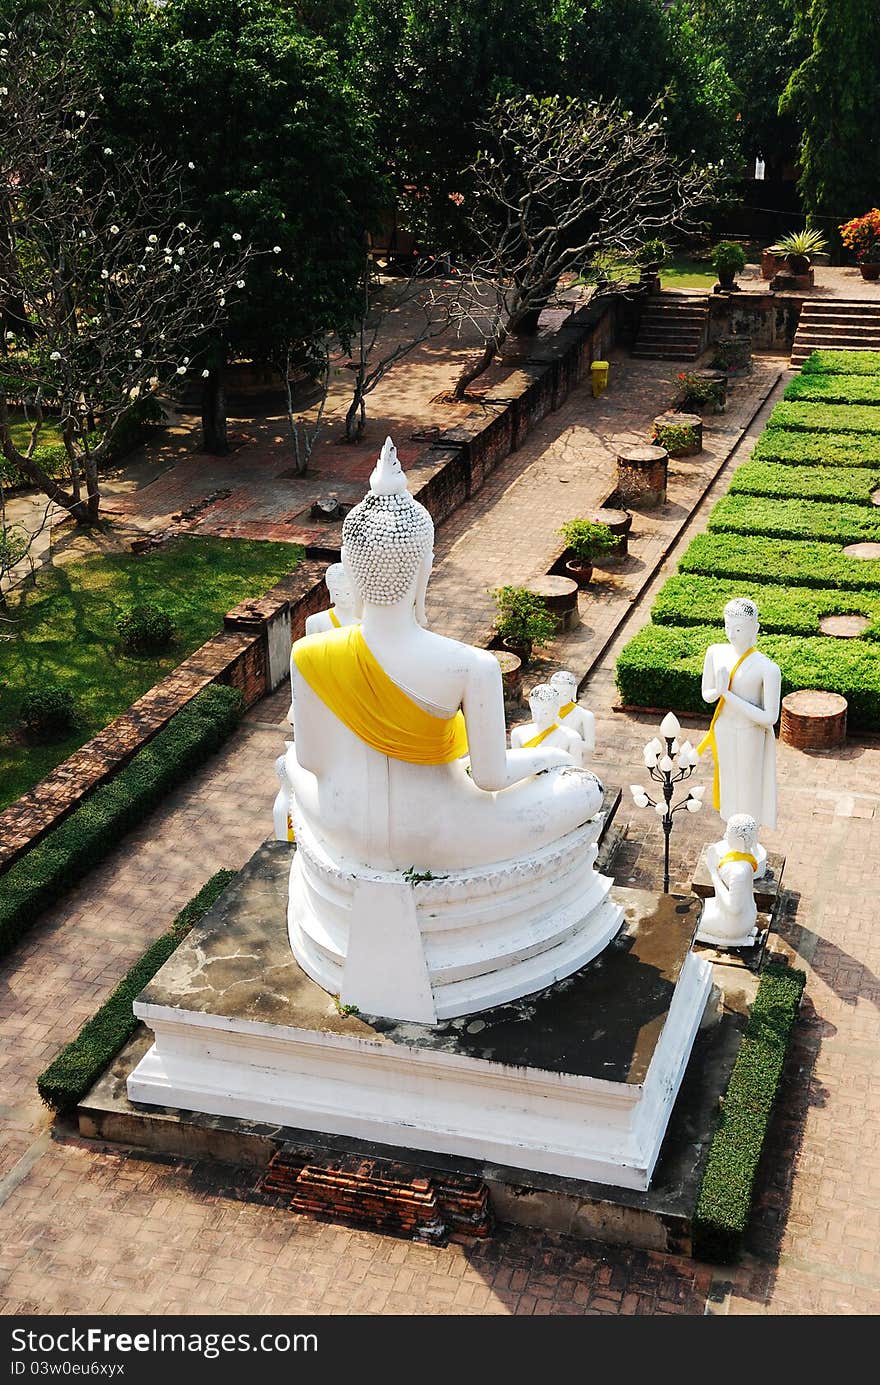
left=549, top=670, right=596, bottom=758
left=285, top=438, right=621, bottom=1023
left=510, top=684, right=587, bottom=768
left=304, top=562, right=362, bottom=636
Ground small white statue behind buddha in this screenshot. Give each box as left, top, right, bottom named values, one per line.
left=510, top=684, right=587, bottom=767
left=272, top=745, right=295, bottom=842
left=696, top=813, right=761, bottom=948
left=305, top=562, right=362, bottom=635
left=550, top=670, right=596, bottom=758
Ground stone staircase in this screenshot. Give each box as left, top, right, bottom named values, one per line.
left=791, top=299, right=880, bottom=366
left=632, top=294, right=709, bottom=361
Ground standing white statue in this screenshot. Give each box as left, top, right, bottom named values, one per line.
left=696, top=813, right=760, bottom=948
left=510, top=684, right=587, bottom=767
left=305, top=561, right=362, bottom=635
left=549, top=670, right=596, bottom=757
left=284, top=437, right=620, bottom=1023
left=698, top=598, right=780, bottom=870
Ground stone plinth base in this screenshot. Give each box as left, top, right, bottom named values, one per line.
left=126, top=844, right=712, bottom=1193
left=781, top=690, right=848, bottom=750
left=652, top=412, right=703, bottom=457
left=616, top=445, right=668, bottom=509
left=522, top=574, right=579, bottom=630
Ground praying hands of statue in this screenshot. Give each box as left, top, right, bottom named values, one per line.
left=718, top=680, right=781, bottom=729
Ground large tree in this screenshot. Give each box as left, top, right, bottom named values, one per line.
left=82, top=0, right=384, bottom=452
left=780, top=0, right=880, bottom=243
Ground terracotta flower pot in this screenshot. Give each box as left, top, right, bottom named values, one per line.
left=859, top=263, right=880, bottom=281
left=503, top=636, right=533, bottom=665
left=565, top=558, right=594, bottom=589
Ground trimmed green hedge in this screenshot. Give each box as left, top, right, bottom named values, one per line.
left=652, top=573, right=880, bottom=639
left=680, top=531, right=880, bottom=592
left=800, top=350, right=880, bottom=376
left=785, top=373, right=880, bottom=406
left=729, top=461, right=880, bottom=505
left=0, top=684, right=243, bottom=959
left=709, top=493, right=880, bottom=545
left=37, top=870, right=236, bottom=1113
left=752, top=427, right=880, bottom=468
left=693, top=963, right=806, bottom=1264
left=615, top=621, right=880, bottom=727
left=769, top=401, right=880, bottom=435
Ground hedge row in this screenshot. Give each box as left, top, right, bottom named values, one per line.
left=801, top=349, right=880, bottom=376
left=769, top=400, right=880, bottom=435
left=729, top=461, right=880, bottom=506
left=709, top=493, right=880, bottom=545
left=752, top=427, right=880, bottom=469
left=616, top=622, right=880, bottom=727
left=680, top=531, right=880, bottom=592
left=37, top=869, right=236, bottom=1113
left=785, top=372, right=880, bottom=406
left=693, top=963, right=806, bottom=1264
left=652, top=573, right=880, bottom=640
left=0, top=684, right=244, bottom=959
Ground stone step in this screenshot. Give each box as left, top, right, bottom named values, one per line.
left=798, top=314, right=880, bottom=329
left=800, top=300, right=880, bottom=313
left=640, top=310, right=708, bottom=325
left=631, top=346, right=704, bottom=360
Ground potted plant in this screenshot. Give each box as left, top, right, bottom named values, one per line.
left=557, top=519, right=617, bottom=587
left=768, top=227, right=827, bottom=276
left=711, top=240, right=747, bottom=291
left=637, top=238, right=668, bottom=291
left=492, top=586, right=557, bottom=665
left=840, top=209, right=880, bottom=280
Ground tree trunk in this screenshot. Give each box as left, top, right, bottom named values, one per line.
left=201, top=369, right=229, bottom=455
left=344, top=387, right=366, bottom=443
left=83, top=453, right=101, bottom=523
left=452, top=336, right=500, bottom=402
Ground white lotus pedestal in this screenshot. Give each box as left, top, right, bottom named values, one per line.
left=127, top=842, right=712, bottom=1193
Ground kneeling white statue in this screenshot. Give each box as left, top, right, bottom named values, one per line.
left=510, top=684, right=587, bottom=767
left=304, top=561, right=362, bottom=636
left=285, top=438, right=620, bottom=1023
left=696, top=813, right=760, bottom=948
left=549, top=670, right=596, bottom=758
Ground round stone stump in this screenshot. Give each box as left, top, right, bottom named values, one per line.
left=491, top=648, right=523, bottom=712
left=780, top=690, right=848, bottom=751
left=651, top=411, right=703, bottom=457
left=523, top=574, right=579, bottom=630
left=593, top=506, right=631, bottom=557
left=713, top=334, right=752, bottom=375
left=616, top=445, right=668, bottom=509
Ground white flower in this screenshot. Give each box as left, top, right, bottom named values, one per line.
left=183, top=357, right=190, bottom=364
left=236, top=279, right=245, bottom=288
left=100, top=269, right=109, bottom=279
left=109, top=224, right=119, bottom=234
left=103, top=146, right=113, bottom=155
left=212, top=241, right=220, bottom=249
left=49, top=351, right=62, bottom=361
left=134, top=350, right=142, bottom=358
left=173, top=264, right=180, bottom=272
left=145, top=246, right=155, bottom=253
left=219, top=297, right=226, bottom=307
left=79, top=231, right=87, bottom=239
left=232, top=232, right=241, bottom=241
left=176, top=246, right=184, bottom=255
left=201, top=369, right=209, bottom=378
left=75, top=187, right=83, bottom=196
left=148, top=235, right=158, bottom=244
left=4, top=331, right=14, bottom=340
left=0, top=87, right=8, bottom=97
left=176, top=365, right=187, bottom=375
left=187, top=161, right=195, bottom=170
left=177, top=222, right=187, bottom=231
left=273, top=245, right=281, bottom=253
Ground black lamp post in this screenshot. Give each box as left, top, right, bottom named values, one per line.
left=629, top=712, right=704, bottom=893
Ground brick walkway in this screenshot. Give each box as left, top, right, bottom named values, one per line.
left=2, top=355, right=879, bottom=1315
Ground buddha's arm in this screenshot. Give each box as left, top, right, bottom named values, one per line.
left=707, top=860, right=732, bottom=909
left=288, top=667, right=322, bottom=774
left=580, top=709, right=596, bottom=753
left=723, top=662, right=782, bottom=728
left=462, top=657, right=570, bottom=791
left=701, top=647, right=721, bottom=703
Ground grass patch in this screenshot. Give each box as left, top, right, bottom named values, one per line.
left=729, top=461, right=880, bottom=505
left=0, top=534, right=302, bottom=809
left=652, top=573, right=880, bottom=639
left=709, top=493, right=880, bottom=545
left=769, top=401, right=880, bottom=435
left=801, top=350, right=880, bottom=376
left=0, top=685, right=243, bottom=959
left=785, top=373, right=880, bottom=406
left=752, top=427, right=880, bottom=468
left=693, top=963, right=806, bottom=1264
left=37, top=869, right=236, bottom=1113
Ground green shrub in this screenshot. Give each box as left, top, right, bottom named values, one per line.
left=709, top=493, right=880, bottom=545
left=0, top=441, right=70, bottom=489
left=0, top=685, right=243, bottom=958
left=801, top=349, right=880, bottom=376
left=19, top=685, right=79, bottom=741
left=616, top=621, right=880, bottom=728
left=492, top=585, right=557, bottom=651
left=785, top=373, right=880, bottom=406
left=712, top=240, right=747, bottom=277
left=37, top=869, right=236, bottom=1113
left=729, top=461, right=880, bottom=506
left=752, top=427, right=880, bottom=468
left=680, top=531, right=880, bottom=592
left=652, top=573, right=880, bottom=639
left=769, top=401, right=880, bottom=435
left=558, top=518, right=617, bottom=563
left=693, top=964, right=805, bottom=1264
left=116, top=602, right=175, bottom=653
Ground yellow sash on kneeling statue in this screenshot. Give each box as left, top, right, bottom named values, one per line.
left=292, top=624, right=468, bottom=765
left=328, top=607, right=341, bottom=629
left=522, top=722, right=559, bottom=748
left=558, top=700, right=576, bottom=718
left=697, top=646, right=756, bottom=810
left=718, top=850, right=757, bottom=873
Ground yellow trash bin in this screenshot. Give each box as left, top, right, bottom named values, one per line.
left=591, top=360, right=610, bottom=397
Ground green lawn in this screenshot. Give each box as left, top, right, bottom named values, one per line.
left=0, top=535, right=302, bottom=808
left=661, top=245, right=761, bottom=290
left=7, top=413, right=63, bottom=452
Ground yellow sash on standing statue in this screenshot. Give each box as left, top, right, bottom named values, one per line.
left=522, top=722, right=559, bottom=748
left=558, top=700, right=576, bottom=718
left=697, top=646, right=756, bottom=810
left=292, top=624, right=468, bottom=765
left=717, top=850, right=757, bottom=873
left=328, top=608, right=341, bottom=628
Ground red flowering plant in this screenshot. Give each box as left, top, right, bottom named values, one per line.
left=840, top=209, right=880, bottom=264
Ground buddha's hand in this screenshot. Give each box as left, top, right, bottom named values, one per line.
left=534, top=747, right=576, bottom=772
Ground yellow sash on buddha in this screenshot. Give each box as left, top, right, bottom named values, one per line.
left=522, top=722, right=559, bottom=748
left=292, top=624, right=468, bottom=765
left=286, top=812, right=296, bottom=843
left=559, top=700, right=576, bottom=718
left=328, top=608, right=341, bottom=629
left=697, top=647, right=756, bottom=810
left=718, top=850, right=757, bottom=873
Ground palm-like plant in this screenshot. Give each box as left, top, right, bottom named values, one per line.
left=769, top=228, right=827, bottom=272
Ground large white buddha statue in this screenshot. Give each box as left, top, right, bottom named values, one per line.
left=698, top=598, right=780, bottom=873
left=285, top=438, right=621, bottom=1023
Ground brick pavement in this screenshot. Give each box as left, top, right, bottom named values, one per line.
left=2, top=355, right=879, bottom=1315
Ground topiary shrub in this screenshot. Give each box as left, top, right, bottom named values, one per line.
left=19, top=685, right=78, bottom=741
left=116, top=602, right=175, bottom=653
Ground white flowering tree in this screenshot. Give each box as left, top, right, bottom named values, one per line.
left=450, top=94, right=717, bottom=400
left=0, top=28, right=259, bottom=524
